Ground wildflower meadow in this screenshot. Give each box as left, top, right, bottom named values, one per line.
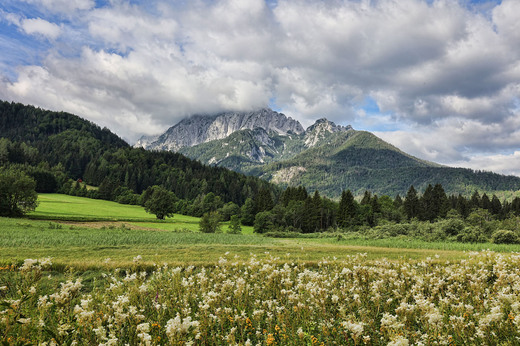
left=2, top=251, right=520, bottom=345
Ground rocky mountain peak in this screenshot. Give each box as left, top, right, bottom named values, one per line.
left=135, top=108, right=304, bottom=151
left=304, top=118, right=352, bottom=147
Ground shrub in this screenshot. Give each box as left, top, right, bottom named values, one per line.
left=491, top=230, right=519, bottom=244
left=457, top=227, right=487, bottom=243
left=226, top=215, right=242, bottom=234
left=199, top=212, right=221, bottom=233
left=0, top=168, right=39, bottom=216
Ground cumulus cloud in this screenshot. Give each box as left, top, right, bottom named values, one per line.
left=0, top=0, right=519, bottom=175
left=375, top=111, right=520, bottom=175
left=2, top=12, right=61, bottom=40
left=21, top=17, right=62, bottom=39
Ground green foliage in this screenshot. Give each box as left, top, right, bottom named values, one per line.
left=143, top=185, right=177, bottom=220
left=218, top=202, right=240, bottom=222
left=199, top=212, right=222, bottom=233
left=404, top=185, right=421, bottom=220
left=0, top=168, right=39, bottom=216
left=492, top=230, right=519, bottom=244
left=338, top=189, right=358, bottom=228
left=240, top=198, right=255, bottom=226
left=0, top=101, right=281, bottom=216
left=227, top=215, right=242, bottom=234
left=253, top=210, right=275, bottom=233
left=181, top=123, right=520, bottom=198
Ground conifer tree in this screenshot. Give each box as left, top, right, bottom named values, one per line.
left=361, top=191, right=372, bottom=205
left=403, top=185, right=420, bottom=220
left=241, top=197, right=256, bottom=226
left=432, top=184, right=449, bottom=220
left=393, top=194, right=403, bottom=209
left=338, top=190, right=358, bottom=228
left=470, top=191, right=481, bottom=209
left=255, top=188, right=274, bottom=213
left=481, top=193, right=492, bottom=211
left=490, top=195, right=502, bottom=215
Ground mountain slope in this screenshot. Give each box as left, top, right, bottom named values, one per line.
left=140, top=109, right=520, bottom=198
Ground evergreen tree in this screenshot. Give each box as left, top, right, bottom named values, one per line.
left=393, top=194, right=403, bottom=209
left=481, top=193, right=492, bottom=211
left=420, top=184, right=435, bottom=221
left=512, top=197, right=520, bottom=216
left=311, top=191, right=323, bottom=231
left=241, top=197, right=256, bottom=226
left=470, top=191, right=481, bottom=209
left=456, top=194, right=470, bottom=219
left=338, top=190, right=358, bottom=228
left=361, top=191, right=372, bottom=205
left=490, top=195, right=502, bottom=215
left=255, top=188, right=274, bottom=212
left=432, top=184, right=449, bottom=219
left=403, top=185, right=420, bottom=220
left=371, top=195, right=381, bottom=214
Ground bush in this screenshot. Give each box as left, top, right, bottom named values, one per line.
left=199, top=212, right=221, bottom=233
left=0, top=168, right=39, bottom=216
left=491, top=230, right=519, bottom=244
left=253, top=211, right=275, bottom=234
left=457, top=227, right=487, bottom=243
left=441, top=218, right=465, bottom=236
left=226, top=215, right=242, bottom=234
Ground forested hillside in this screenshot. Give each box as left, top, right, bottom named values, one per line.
left=0, top=100, right=278, bottom=208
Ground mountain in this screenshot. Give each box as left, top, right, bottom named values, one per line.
left=135, top=108, right=304, bottom=151
left=140, top=109, right=520, bottom=198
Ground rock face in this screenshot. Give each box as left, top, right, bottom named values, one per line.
left=135, top=109, right=304, bottom=151
left=304, top=118, right=352, bottom=147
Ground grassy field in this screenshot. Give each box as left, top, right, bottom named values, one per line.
left=28, top=193, right=254, bottom=233
left=0, top=194, right=517, bottom=269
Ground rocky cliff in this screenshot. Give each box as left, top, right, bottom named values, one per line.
left=135, top=108, right=304, bottom=151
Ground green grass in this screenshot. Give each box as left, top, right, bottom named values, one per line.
left=28, top=193, right=255, bottom=233
left=29, top=194, right=159, bottom=221
left=0, top=193, right=517, bottom=270
left=2, top=216, right=518, bottom=270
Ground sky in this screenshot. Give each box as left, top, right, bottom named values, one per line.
left=1, top=0, right=519, bottom=176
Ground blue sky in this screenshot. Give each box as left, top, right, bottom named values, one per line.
left=1, top=0, right=519, bottom=176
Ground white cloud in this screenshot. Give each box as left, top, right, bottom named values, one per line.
left=451, top=152, right=520, bottom=177
left=21, top=18, right=61, bottom=39
left=2, top=12, right=61, bottom=40
left=375, top=113, right=520, bottom=167
left=1, top=0, right=519, bottom=177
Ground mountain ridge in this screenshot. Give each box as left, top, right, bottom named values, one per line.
left=137, top=108, right=520, bottom=198
left=135, top=108, right=304, bottom=151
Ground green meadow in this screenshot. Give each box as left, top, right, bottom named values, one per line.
left=0, top=194, right=519, bottom=270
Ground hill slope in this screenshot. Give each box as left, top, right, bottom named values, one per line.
left=0, top=100, right=278, bottom=205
